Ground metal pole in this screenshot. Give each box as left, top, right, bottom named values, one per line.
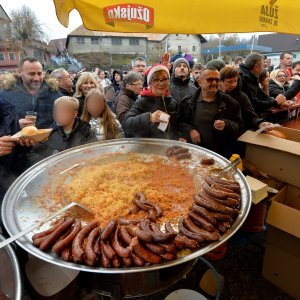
left=219, top=37, right=221, bottom=59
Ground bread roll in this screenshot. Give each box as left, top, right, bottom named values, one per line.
left=264, top=129, right=287, bottom=139
left=21, top=126, right=38, bottom=136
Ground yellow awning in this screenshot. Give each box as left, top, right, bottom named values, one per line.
left=53, top=0, right=299, bottom=34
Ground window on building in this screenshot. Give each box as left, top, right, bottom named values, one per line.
left=0, top=53, right=4, bottom=61
left=176, top=34, right=179, bottom=36
left=77, top=37, right=85, bottom=44
left=187, top=34, right=190, bottom=37
left=129, top=38, right=139, bottom=46
left=178, top=45, right=182, bottom=52
left=111, top=38, right=122, bottom=45
left=192, top=46, right=196, bottom=52
left=8, top=52, right=15, bottom=60
left=91, top=37, right=99, bottom=44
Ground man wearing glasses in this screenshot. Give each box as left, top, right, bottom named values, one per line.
left=179, top=67, right=243, bottom=158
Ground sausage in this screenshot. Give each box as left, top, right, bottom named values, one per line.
left=111, top=227, right=131, bottom=258
left=160, top=252, right=177, bottom=261
left=172, top=147, right=189, bottom=156
left=128, top=205, right=141, bottom=214
left=142, top=200, right=162, bottom=218
left=52, top=219, right=82, bottom=254
left=210, top=212, right=233, bottom=223
left=32, top=218, right=66, bottom=241
left=122, top=257, right=133, bottom=267
left=208, top=176, right=240, bottom=193
left=39, top=218, right=75, bottom=251
left=85, top=227, right=100, bottom=266
left=33, top=235, right=49, bottom=247
left=111, top=256, right=121, bottom=268
left=147, top=222, right=176, bottom=243
left=174, top=234, right=198, bottom=249
left=129, top=237, right=161, bottom=264
left=119, top=226, right=134, bottom=245
left=101, top=220, right=117, bottom=240
left=196, top=193, right=235, bottom=215
left=188, top=211, right=215, bottom=232
left=131, top=253, right=145, bottom=267
left=118, top=218, right=141, bottom=225
left=94, top=235, right=101, bottom=256
left=183, top=217, right=219, bottom=241
left=201, top=158, right=215, bottom=165
left=178, top=219, right=205, bottom=242
left=202, top=181, right=228, bottom=199
left=133, top=199, right=151, bottom=211
left=126, top=224, right=152, bottom=242
left=144, top=243, right=165, bottom=254
left=61, top=246, right=72, bottom=262
left=202, top=188, right=240, bottom=206
left=148, top=209, right=157, bottom=221
left=205, top=176, right=237, bottom=193
left=190, top=204, right=217, bottom=226
left=176, top=153, right=192, bottom=160
left=164, top=222, right=177, bottom=235
left=166, top=145, right=182, bottom=157
left=100, top=240, right=116, bottom=260
left=218, top=223, right=227, bottom=233
left=159, top=243, right=176, bottom=254
left=51, top=227, right=73, bottom=251
left=71, top=220, right=99, bottom=263
left=100, top=242, right=110, bottom=268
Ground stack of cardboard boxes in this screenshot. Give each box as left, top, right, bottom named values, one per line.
left=239, top=127, right=300, bottom=299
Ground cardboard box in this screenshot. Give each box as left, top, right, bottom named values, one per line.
left=238, top=127, right=300, bottom=187
left=262, top=185, right=300, bottom=299
left=245, top=175, right=268, bottom=204
left=239, top=128, right=300, bottom=298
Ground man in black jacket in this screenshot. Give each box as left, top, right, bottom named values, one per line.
left=0, top=57, right=62, bottom=129
left=170, top=58, right=197, bottom=105
left=238, top=53, right=286, bottom=115
left=219, top=66, right=272, bottom=132
left=179, top=67, right=243, bottom=158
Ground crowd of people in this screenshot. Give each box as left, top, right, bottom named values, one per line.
left=1, top=51, right=300, bottom=205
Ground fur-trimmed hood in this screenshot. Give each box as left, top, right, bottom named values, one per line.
left=1, top=74, right=59, bottom=92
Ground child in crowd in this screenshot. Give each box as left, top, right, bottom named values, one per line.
left=27, top=96, right=97, bottom=166
left=81, top=89, right=124, bottom=141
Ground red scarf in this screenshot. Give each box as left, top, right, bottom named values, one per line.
left=140, top=87, right=170, bottom=97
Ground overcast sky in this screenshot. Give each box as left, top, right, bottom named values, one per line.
left=1, top=0, right=82, bottom=40
left=1, top=0, right=269, bottom=42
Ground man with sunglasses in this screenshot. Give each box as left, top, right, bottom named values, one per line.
left=179, top=67, right=243, bottom=158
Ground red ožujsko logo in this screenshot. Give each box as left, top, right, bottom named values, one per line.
left=103, top=4, right=154, bottom=28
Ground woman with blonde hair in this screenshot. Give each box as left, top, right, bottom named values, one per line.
left=81, top=89, right=124, bottom=141
left=269, top=69, right=300, bottom=104
left=74, top=72, right=98, bottom=116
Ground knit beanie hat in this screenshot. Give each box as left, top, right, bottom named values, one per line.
left=172, top=58, right=190, bottom=73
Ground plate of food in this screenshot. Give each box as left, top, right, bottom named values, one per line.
left=13, top=126, right=52, bottom=142
left=1, top=139, right=251, bottom=273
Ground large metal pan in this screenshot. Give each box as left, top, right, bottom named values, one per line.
left=1, top=139, right=251, bottom=274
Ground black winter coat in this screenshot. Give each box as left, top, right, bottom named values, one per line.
left=238, top=64, right=277, bottom=113
left=178, top=89, right=243, bottom=158
left=123, top=95, right=180, bottom=139
left=27, top=118, right=97, bottom=166
left=170, top=76, right=197, bottom=104
left=228, top=88, right=263, bottom=131
left=269, top=79, right=300, bottom=100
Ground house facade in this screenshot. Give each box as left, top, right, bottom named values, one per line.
left=0, top=5, right=53, bottom=71
left=66, top=26, right=206, bottom=64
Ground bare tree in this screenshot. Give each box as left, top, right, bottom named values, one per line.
left=10, top=5, right=48, bottom=46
